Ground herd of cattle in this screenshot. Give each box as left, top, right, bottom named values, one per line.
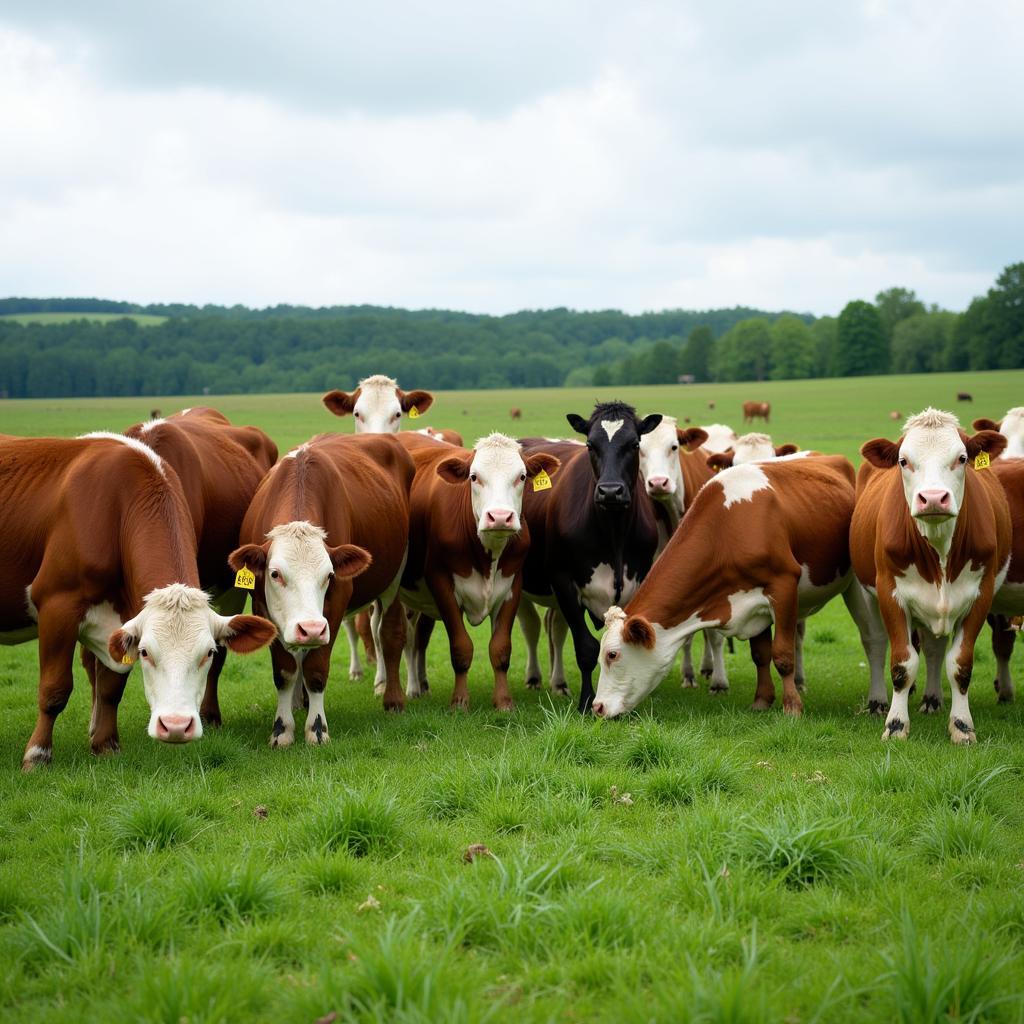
left=2, top=375, right=1023, bottom=770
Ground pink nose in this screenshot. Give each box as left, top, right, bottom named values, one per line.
left=915, top=489, right=952, bottom=515
left=592, top=701, right=606, bottom=717
left=295, top=619, right=329, bottom=644
left=156, top=714, right=197, bottom=743
left=485, top=508, right=516, bottom=529
left=648, top=476, right=671, bottom=493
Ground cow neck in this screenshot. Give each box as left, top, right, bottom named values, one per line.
left=653, top=495, right=682, bottom=537
left=120, top=482, right=200, bottom=612
left=590, top=479, right=648, bottom=607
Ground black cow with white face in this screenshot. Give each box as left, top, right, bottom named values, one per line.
left=518, top=401, right=663, bottom=711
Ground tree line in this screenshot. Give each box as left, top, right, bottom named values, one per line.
left=0, top=263, right=1020, bottom=398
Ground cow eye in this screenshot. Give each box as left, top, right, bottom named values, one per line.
left=207, top=648, right=216, bottom=659
left=898, top=457, right=908, bottom=468
left=270, top=569, right=282, bottom=582
left=327, top=571, right=336, bottom=583
left=520, top=473, right=527, bottom=482
left=139, top=648, right=149, bottom=659
left=470, top=473, right=478, bottom=483
left=958, top=453, right=968, bottom=464
left=607, top=650, right=619, bottom=662
left=671, top=444, right=679, bottom=452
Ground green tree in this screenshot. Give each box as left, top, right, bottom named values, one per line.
left=592, top=364, right=613, bottom=387
left=644, top=340, right=680, bottom=384
left=769, top=315, right=817, bottom=379
left=987, top=262, right=1024, bottom=368
left=875, top=287, right=926, bottom=338
left=679, top=325, right=714, bottom=381
left=890, top=311, right=958, bottom=373
left=810, top=316, right=838, bottom=377
left=836, top=301, right=889, bottom=376
left=712, top=318, right=772, bottom=382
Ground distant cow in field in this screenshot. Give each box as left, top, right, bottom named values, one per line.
left=149, top=408, right=161, bottom=420
left=708, top=401, right=716, bottom=410
left=510, top=407, right=522, bottom=420
left=851, top=409, right=1009, bottom=743
left=743, top=401, right=771, bottom=423
left=889, top=410, right=902, bottom=421
left=957, top=392, right=973, bottom=402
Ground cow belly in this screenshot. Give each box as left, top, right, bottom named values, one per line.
left=722, top=587, right=773, bottom=639
left=796, top=565, right=850, bottom=618
left=400, top=577, right=439, bottom=619
left=453, top=568, right=515, bottom=627
left=894, top=564, right=985, bottom=637
left=577, top=563, right=638, bottom=621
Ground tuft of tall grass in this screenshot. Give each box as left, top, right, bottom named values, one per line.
left=914, top=804, right=1002, bottom=863
left=421, top=761, right=481, bottom=820
left=537, top=703, right=609, bottom=766
left=741, top=810, right=864, bottom=888
left=110, top=793, right=203, bottom=852
left=621, top=718, right=685, bottom=771
left=300, top=790, right=403, bottom=857
left=180, top=859, right=284, bottom=924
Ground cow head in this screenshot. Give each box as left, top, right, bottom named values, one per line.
left=592, top=606, right=674, bottom=718
left=639, top=416, right=707, bottom=511
left=566, top=402, right=662, bottom=510
left=975, top=407, right=1024, bottom=459
left=229, top=522, right=371, bottom=651
left=707, top=432, right=799, bottom=472
left=322, top=374, right=434, bottom=433
left=108, top=584, right=276, bottom=744
left=862, top=408, right=1006, bottom=523
left=437, top=434, right=559, bottom=540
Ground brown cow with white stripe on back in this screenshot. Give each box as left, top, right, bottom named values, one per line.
left=850, top=409, right=1010, bottom=744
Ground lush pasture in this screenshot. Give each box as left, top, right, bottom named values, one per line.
left=0, top=312, right=166, bottom=327
left=1, top=371, right=1024, bottom=1022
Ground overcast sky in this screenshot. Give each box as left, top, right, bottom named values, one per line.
left=1, top=1, right=1020, bottom=316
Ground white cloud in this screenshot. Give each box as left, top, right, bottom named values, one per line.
left=0, top=2, right=1021, bottom=316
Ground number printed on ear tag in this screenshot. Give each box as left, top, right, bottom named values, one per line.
left=974, top=452, right=991, bottom=470
left=532, top=469, right=552, bottom=491
left=235, top=567, right=256, bottom=590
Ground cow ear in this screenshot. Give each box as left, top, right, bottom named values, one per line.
left=677, top=427, right=708, bottom=452
left=108, top=626, right=139, bottom=665
left=329, top=544, right=373, bottom=579
left=775, top=444, right=799, bottom=457
left=706, top=451, right=734, bottom=472
left=437, top=453, right=473, bottom=484
left=972, top=417, right=1001, bottom=432
left=965, top=430, right=1007, bottom=462
left=399, top=389, right=434, bottom=415
left=622, top=614, right=656, bottom=650
left=219, top=615, right=277, bottom=654
left=566, top=413, right=589, bottom=435
left=861, top=438, right=901, bottom=468
left=639, top=414, right=663, bottom=436
left=322, top=389, right=357, bottom=417
left=228, top=543, right=268, bottom=574
left=524, top=452, right=560, bottom=478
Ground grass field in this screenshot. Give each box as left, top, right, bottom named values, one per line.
left=0, top=312, right=166, bottom=327
left=1, top=371, right=1024, bottom=1022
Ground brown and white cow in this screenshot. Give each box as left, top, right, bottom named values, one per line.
left=742, top=401, right=771, bottom=424
left=398, top=433, right=559, bottom=709
left=851, top=409, right=1010, bottom=743
left=701, top=423, right=738, bottom=455
left=974, top=408, right=1024, bottom=460
left=322, top=374, right=434, bottom=432
left=593, top=456, right=873, bottom=718
left=229, top=433, right=414, bottom=746
left=0, top=434, right=276, bottom=768
left=706, top=432, right=800, bottom=471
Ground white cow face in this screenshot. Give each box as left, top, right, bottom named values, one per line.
left=437, top=434, right=560, bottom=540
left=1001, top=408, right=1024, bottom=458
left=706, top=433, right=800, bottom=472
left=702, top=423, right=738, bottom=454
left=108, top=584, right=276, bottom=743
left=322, top=374, right=434, bottom=433
left=592, top=608, right=675, bottom=718
left=862, top=409, right=1006, bottom=523
left=639, top=417, right=707, bottom=509
left=229, top=522, right=372, bottom=651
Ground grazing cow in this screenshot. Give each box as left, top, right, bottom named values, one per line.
left=701, top=423, right=738, bottom=455
left=398, top=434, right=559, bottom=709
left=0, top=435, right=276, bottom=768
left=592, top=456, right=876, bottom=719
left=639, top=416, right=727, bottom=691
left=97, top=407, right=279, bottom=727
left=742, top=401, right=771, bottom=423
left=322, top=374, right=434, bottom=432
left=510, top=407, right=522, bottom=420
left=229, top=433, right=414, bottom=746
left=957, top=392, right=973, bottom=402
left=706, top=433, right=800, bottom=471
left=850, top=409, right=1010, bottom=744
left=517, top=402, right=663, bottom=712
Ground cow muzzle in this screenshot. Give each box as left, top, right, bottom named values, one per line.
left=292, top=618, right=330, bottom=647
left=154, top=713, right=199, bottom=744
left=595, top=482, right=630, bottom=508
left=913, top=488, right=954, bottom=520
left=482, top=508, right=518, bottom=533
left=646, top=475, right=673, bottom=495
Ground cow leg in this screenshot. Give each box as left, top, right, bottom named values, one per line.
left=551, top=576, right=598, bottom=713
left=918, top=632, right=947, bottom=714
left=944, top=592, right=992, bottom=745
left=680, top=634, right=697, bottom=688
left=705, top=630, right=729, bottom=693
left=877, top=580, right=916, bottom=741
left=768, top=576, right=802, bottom=715
left=749, top=627, right=775, bottom=710
left=488, top=577, right=522, bottom=711
left=426, top=573, right=473, bottom=709
left=794, top=619, right=807, bottom=693
left=89, top=661, right=131, bottom=755
left=416, top=614, right=434, bottom=692
left=404, top=610, right=424, bottom=698
left=81, top=647, right=99, bottom=737
left=517, top=599, right=543, bottom=689
left=698, top=631, right=713, bottom=678
left=990, top=614, right=1016, bottom=703
left=342, top=618, right=364, bottom=681
left=370, top=601, right=388, bottom=697
left=24, top=596, right=82, bottom=770
left=375, top=596, right=407, bottom=712
left=547, top=607, right=570, bottom=695
left=300, top=644, right=334, bottom=745
left=270, top=645, right=300, bottom=748
left=842, top=580, right=889, bottom=714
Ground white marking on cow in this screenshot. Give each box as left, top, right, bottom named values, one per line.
left=601, top=419, right=624, bottom=441
left=263, top=521, right=334, bottom=649
left=283, top=444, right=309, bottom=460
left=416, top=428, right=447, bottom=443
left=139, top=418, right=166, bottom=434
left=453, top=565, right=516, bottom=627
left=715, top=463, right=771, bottom=509
left=577, top=563, right=638, bottom=620
left=999, top=407, right=1024, bottom=459
left=731, top=433, right=776, bottom=464
left=25, top=587, right=38, bottom=622
left=723, top=587, right=773, bottom=639
left=701, top=424, right=738, bottom=453
left=180, top=408, right=193, bottom=415
left=893, top=562, right=984, bottom=638
left=271, top=663, right=299, bottom=747
left=353, top=374, right=405, bottom=433
left=79, top=601, right=134, bottom=674
left=305, top=688, right=330, bottom=745
left=78, top=432, right=166, bottom=476
left=543, top=437, right=585, bottom=445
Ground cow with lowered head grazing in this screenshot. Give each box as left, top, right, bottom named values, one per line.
left=518, top=401, right=662, bottom=712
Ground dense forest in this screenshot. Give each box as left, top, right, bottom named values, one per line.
left=0, top=263, right=1020, bottom=398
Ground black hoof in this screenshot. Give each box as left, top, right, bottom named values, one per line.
left=919, top=695, right=941, bottom=713
left=525, top=676, right=541, bottom=690
left=868, top=700, right=889, bottom=716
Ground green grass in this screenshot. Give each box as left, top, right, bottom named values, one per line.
left=0, top=312, right=166, bottom=326
left=1, top=373, right=1024, bottom=1020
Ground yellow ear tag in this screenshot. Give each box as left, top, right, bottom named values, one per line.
left=532, top=469, right=552, bottom=491
left=234, top=567, right=256, bottom=590
left=409, top=406, right=421, bottom=419
left=121, top=654, right=135, bottom=666
left=974, top=452, right=991, bottom=470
